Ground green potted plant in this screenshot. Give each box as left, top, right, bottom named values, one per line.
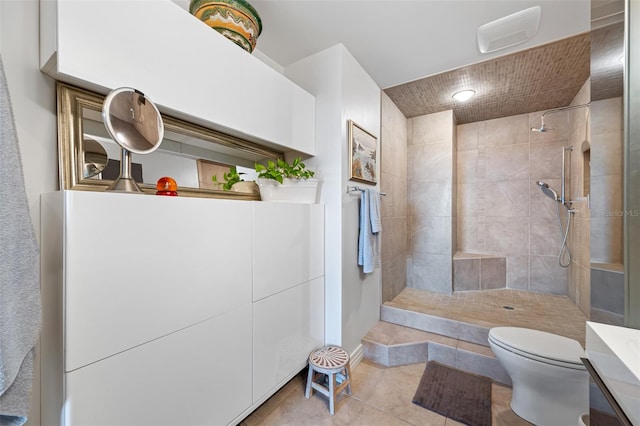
left=212, top=166, right=259, bottom=195
left=254, top=157, right=318, bottom=203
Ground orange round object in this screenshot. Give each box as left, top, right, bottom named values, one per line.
left=156, top=177, right=178, bottom=196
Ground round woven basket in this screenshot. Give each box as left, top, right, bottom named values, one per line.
left=189, top=0, right=262, bottom=53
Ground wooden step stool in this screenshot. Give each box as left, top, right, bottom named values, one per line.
left=304, top=345, right=352, bottom=415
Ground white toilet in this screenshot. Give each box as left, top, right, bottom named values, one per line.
left=488, top=327, right=589, bottom=426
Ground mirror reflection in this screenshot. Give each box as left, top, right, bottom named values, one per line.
left=589, top=0, right=627, bottom=326
left=101, top=87, right=165, bottom=193
left=82, top=137, right=108, bottom=178
left=57, top=83, right=282, bottom=199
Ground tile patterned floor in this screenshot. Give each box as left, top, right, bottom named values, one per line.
left=385, top=288, right=588, bottom=346
left=241, top=360, right=532, bottom=426
left=241, top=288, right=586, bottom=425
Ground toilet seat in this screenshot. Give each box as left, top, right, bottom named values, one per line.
left=489, top=327, right=586, bottom=370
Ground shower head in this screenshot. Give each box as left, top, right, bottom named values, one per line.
left=536, top=181, right=559, bottom=201
left=531, top=103, right=590, bottom=133
left=530, top=123, right=554, bottom=133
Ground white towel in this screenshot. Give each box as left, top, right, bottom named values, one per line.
left=0, top=55, right=41, bottom=426
left=370, top=189, right=382, bottom=234
left=358, top=189, right=382, bottom=273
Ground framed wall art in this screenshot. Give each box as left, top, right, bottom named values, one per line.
left=348, top=120, right=378, bottom=184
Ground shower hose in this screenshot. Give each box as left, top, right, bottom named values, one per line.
left=555, top=201, right=572, bottom=268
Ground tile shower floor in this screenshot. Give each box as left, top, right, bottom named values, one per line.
left=386, top=288, right=588, bottom=346
left=240, top=360, right=531, bottom=426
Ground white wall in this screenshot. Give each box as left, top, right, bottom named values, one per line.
left=284, top=46, right=344, bottom=345
left=285, top=44, right=381, bottom=355
left=339, top=49, right=382, bottom=354
left=1, top=1, right=59, bottom=425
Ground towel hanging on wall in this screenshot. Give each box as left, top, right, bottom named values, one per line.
left=358, top=188, right=382, bottom=273
left=0, top=55, right=41, bottom=426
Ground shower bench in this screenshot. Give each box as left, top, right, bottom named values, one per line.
left=453, top=252, right=506, bottom=291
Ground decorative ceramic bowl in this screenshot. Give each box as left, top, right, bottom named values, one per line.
left=189, top=0, right=262, bottom=53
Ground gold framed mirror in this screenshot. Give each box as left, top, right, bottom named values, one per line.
left=57, top=82, right=282, bottom=200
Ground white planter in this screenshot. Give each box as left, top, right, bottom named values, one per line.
left=257, top=178, right=318, bottom=203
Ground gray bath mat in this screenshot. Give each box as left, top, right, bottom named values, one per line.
left=412, top=361, right=492, bottom=426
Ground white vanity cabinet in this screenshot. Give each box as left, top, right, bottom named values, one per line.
left=252, top=203, right=325, bottom=401
left=585, top=321, right=640, bottom=425
left=41, top=191, right=325, bottom=425
left=39, top=0, right=316, bottom=155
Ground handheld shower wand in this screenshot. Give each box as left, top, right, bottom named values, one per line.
left=536, top=181, right=558, bottom=201
left=536, top=180, right=573, bottom=267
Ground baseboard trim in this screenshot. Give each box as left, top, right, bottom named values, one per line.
left=350, top=343, right=364, bottom=368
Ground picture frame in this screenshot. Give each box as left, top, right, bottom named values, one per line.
left=196, top=159, right=234, bottom=190
left=348, top=119, right=378, bottom=184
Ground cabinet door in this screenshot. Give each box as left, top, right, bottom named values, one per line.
left=54, top=0, right=244, bottom=133
left=64, top=192, right=252, bottom=371
left=65, top=304, right=252, bottom=426
left=291, top=85, right=316, bottom=155
left=45, top=0, right=316, bottom=152
left=252, top=277, right=324, bottom=402
left=252, top=203, right=324, bottom=301
left=241, top=53, right=293, bottom=146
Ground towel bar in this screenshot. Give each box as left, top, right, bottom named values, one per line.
left=347, top=186, right=386, bottom=196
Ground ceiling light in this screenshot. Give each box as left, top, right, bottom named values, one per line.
left=452, top=90, right=476, bottom=102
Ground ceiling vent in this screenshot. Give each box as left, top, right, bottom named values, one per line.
left=477, top=6, right=541, bottom=53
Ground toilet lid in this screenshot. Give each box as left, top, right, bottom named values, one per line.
left=489, top=327, right=585, bottom=368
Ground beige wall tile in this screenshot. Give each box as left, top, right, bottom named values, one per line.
left=457, top=183, right=478, bottom=219
left=590, top=174, right=624, bottom=216
left=484, top=179, right=529, bottom=218
left=381, top=92, right=408, bottom=302
left=484, top=144, right=530, bottom=182
left=577, top=264, right=591, bottom=317
left=481, top=257, right=506, bottom=289
left=411, top=217, right=453, bottom=255
left=409, top=253, right=452, bottom=294
left=478, top=114, right=529, bottom=147
left=410, top=142, right=454, bottom=181
left=590, top=131, right=624, bottom=178
left=457, top=149, right=478, bottom=184
left=506, top=255, right=529, bottom=289
left=457, top=122, right=479, bottom=151
left=453, top=258, right=480, bottom=291
left=410, top=180, right=453, bottom=218
left=411, top=110, right=455, bottom=145
left=591, top=97, right=623, bottom=135
left=457, top=217, right=477, bottom=252
left=590, top=216, right=624, bottom=263
left=485, top=217, right=530, bottom=255
left=530, top=217, right=565, bottom=256
left=381, top=173, right=408, bottom=218
left=530, top=255, right=568, bottom=294
left=530, top=138, right=569, bottom=180
left=382, top=255, right=409, bottom=303
left=382, top=217, right=409, bottom=260
left=568, top=263, right=578, bottom=303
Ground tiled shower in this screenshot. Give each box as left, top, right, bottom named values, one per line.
left=380, top=93, right=409, bottom=303
left=381, top=76, right=624, bottom=323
